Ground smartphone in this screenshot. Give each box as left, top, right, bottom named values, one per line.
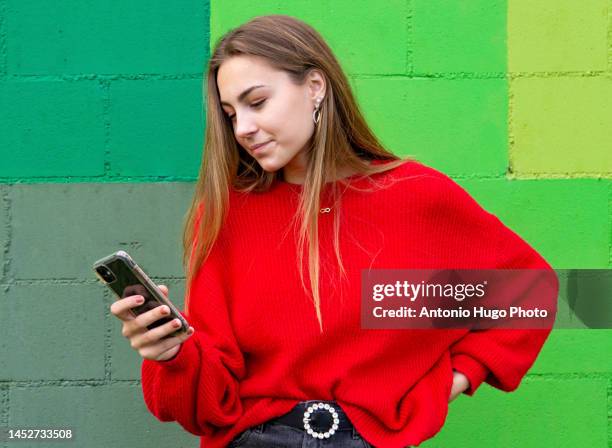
left=93, top=250, right=189, bottom=338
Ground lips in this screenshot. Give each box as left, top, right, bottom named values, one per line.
left=250, top=141, right=272, bottom=152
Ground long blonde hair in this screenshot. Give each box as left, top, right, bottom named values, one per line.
left=183, top=15, right=410, bottom=332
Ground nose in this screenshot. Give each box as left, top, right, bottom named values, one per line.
left=234, top=113, right=258, bottom=140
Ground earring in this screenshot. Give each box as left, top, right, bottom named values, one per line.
left=313, top=96, right=323, bottom=124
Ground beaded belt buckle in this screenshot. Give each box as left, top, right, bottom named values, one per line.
left=302, top=402, right=340, bottom=439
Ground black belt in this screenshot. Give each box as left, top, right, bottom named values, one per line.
left=268, top=400, right=355, bottom=439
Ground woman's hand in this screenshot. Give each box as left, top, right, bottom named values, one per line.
left=110, top=284, right=195, bottom=362
left=448, top=370, right=470, bottom=402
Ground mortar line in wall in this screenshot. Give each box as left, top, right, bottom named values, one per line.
left=449, top=174, right=507, bottom=181
left=351, top=70, right=608, bottom=80
left=1, top=172, right=611, bottom=185
left=4, top=172, right=612, bottom=185
left=405, top=0, right=414, bottom=76
left=0, top=69, right=605, bottom=82
left=608, top=377, right=612, bottom=416
left=607, top=378, right=612, bottom=448
left=353, top=72, right=508, bottom=79
left=0, top=383, right=8, bottom=430
left=1, top=187, right=12, bottom=289
left=506, top=71, right=515, bottom=178
left=2, top=71, right=599, bottom=81
left=0, top=0, right=7, bottom=79
left=608, top=0, right=612, bottom=73
left=505, top=0, right=513, bottom=178
left=507, top=173, right=612, bottom=179
left=4, top=380, right=143, bottom=387
left=608, top=181, right=612, bottom=268
left=0, top=176, right=197, bottom=184
left=4, top=73, right=204, bottom=82
left=3, top=72, right=515, bottom=81
left=101, top=80, right=112, bottom=177
left=522, top=372, right=612, bottom=382
left=507, top=70, right=607, bottom=79
left=0, top=276, right=185, bottom=286
left=103, top=289, right=113, bottom=383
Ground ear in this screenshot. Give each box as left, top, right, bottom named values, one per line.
left=306, top=68, right=326, bottom=102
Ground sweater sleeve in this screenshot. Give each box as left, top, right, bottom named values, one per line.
left=450, top=218, right=557, bottom=396
left=428, top=171, right=559, bottom=397
left=140, top=209, right=245, bottom=435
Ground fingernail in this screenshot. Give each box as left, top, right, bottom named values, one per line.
left=172, top=319, right=181, bottom=328
left=136, top=296, right=144, bottom=304
left=161, top=306, right=169, bottom=314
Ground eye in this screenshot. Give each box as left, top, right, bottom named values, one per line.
left=226, top=99, right=266, bottom=121
left=251, top=99, right=266, bottom=109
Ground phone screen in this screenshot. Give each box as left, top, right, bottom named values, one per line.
left=96, top=257, right=173, bottom=331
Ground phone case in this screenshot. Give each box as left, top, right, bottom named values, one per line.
left=93, top=250, right=189, bottom=338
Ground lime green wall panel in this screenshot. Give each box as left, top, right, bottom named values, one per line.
left=510, top=77, right=612, bottom=175
left=508, top=0, right=608, bottom=72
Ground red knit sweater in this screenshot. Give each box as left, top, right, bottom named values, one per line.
left=141, top=160, right=557, bottom=448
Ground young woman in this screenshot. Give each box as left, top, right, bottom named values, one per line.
left=110, top=15, right=556, bottom=448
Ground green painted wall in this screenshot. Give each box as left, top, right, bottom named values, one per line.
left=1, top=1, right=611, bottom=447
left=1, top=1, right=210, bottom=447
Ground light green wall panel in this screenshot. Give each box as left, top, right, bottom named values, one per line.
left=211, top=0, right=407, bottom=75
left=355, top=77, right=508, bottom=176
left=510, top=77, right=612, bottom=174
left=457, top=178, right=610, bottom=268
left=424, top=379, right=608, bottom=448
left=508, top=0, right=608, bottom=72
left=412, top=0, right=507, bottom=73
left=532, top=330, right=612, bottom=373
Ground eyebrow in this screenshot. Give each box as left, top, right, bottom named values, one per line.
left=220, top=85, right=268, bottom=107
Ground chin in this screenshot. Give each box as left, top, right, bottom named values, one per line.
left=256, top=159, right=285, bottom=174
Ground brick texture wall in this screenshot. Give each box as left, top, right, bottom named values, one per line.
left=1, top=1, right=610, bottom=447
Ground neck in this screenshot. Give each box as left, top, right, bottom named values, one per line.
left=281, top=152, right=309, bottom=185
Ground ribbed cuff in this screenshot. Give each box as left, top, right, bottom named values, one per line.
left=450, top=353, right=489, bottom=396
